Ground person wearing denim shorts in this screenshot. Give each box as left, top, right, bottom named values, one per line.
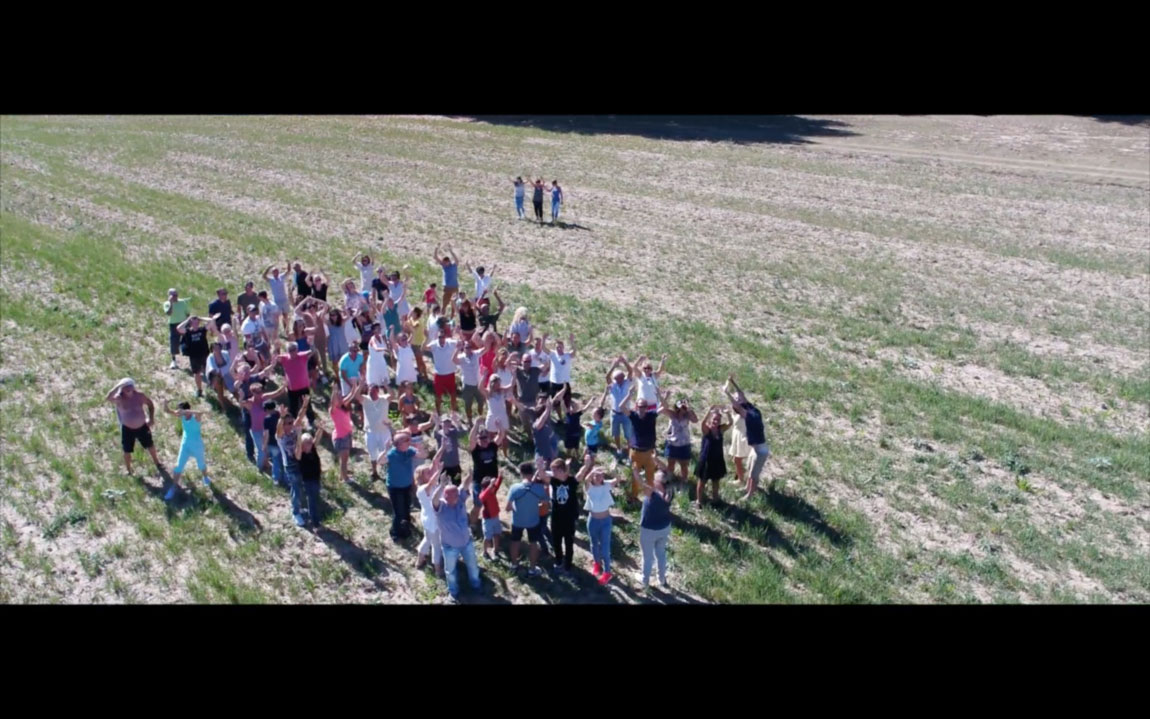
left=605, top=356, right=636, bottom=454
left=506, top=462, right=550, bottom=576
left=478, top=473, right=504, bottom=558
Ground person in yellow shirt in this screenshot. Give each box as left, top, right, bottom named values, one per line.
left=163, top=288, right=191, bottom=370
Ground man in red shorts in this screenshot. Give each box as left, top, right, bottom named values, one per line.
left=427, top=325, right=460, bottom=416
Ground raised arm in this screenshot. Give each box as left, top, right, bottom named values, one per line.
left=105, top=379, right=131, bottom=402
left=493, top=289, right=505, bottom=314
left=567, top=333, right=577, bottom=357
left=655, top=353, right=668, bottom=378
left=532, top=405, right=551, bottom=431
left=176, top=315, right=193, bottom=333
left=262, top=264, right=275, bottom=281
left=725, top=375, right=743, bottom=399
left=605, top=356, right=623, bottom=383
left=162, top=398, right=180, bottom=416
left=448, top=245, right=460, bottom=264
left=431, top=472, right=448, bottom=511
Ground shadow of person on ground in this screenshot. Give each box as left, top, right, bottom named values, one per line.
left=539, top=221, right=591, bottom=231
left=712, top=501, right=800, bottom=557
left=346, top=478, right=393, bottom=513
left=313, top=526, right=391, bottom=588
left=209, top=484, right=262, bottom=536
left=763, top=487, right=849, bottom=547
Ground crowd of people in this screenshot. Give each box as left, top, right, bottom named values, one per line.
left=108, top=239, right=772, bottom=602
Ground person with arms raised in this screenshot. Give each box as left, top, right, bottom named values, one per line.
left=163, top=288, right=191, bottom=370
left=161, top=399, right=211, bottom=500
left=433, top=470, right=481, bottom=602
left=106, top=378, right=163, bottom=477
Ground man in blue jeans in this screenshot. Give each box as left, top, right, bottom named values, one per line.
left=433, top=473, right=480, bottom=602
left=725, top=375, right=771, bottom=501
left=605, top=356, right=636, bottom=457
left=277, top=403, right=309, bottom=527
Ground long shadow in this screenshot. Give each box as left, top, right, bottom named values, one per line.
left=670, top=509, right=795, bottom=563
left=463, top=115, right=858, bottom=145
left=713, top=501, right=799, bottom=557
left=313, top=526, right=390, bottom=588
left=763, top=488, right=850, bottom=548
left=209, top=484, right=262, bottom=536
left=346, top=479, right=393, bottom=514
left=538, top=220, right=591, bottom=231
left=1090, top=115, right=1150, bottom=126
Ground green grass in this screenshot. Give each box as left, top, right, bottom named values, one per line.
left=2, top=114, right=1146, bottom=604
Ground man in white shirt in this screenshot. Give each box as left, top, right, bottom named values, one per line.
left=359, top=384, right=394, bottom=482
left=465, top=261, right=496, bottom=301
left=634, top=354, right=667, bottom=412
left=454, top=341, right=483, bottom=425
left=544, top=333, right=578, bottom=419
left=354, top=252, right=375, bottom=291
left=240, top=304, right=263, bottom=344
left=427, top=329, right=459, bottom=416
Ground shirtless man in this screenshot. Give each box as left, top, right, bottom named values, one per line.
left=105, top=378, right=163, bottom=476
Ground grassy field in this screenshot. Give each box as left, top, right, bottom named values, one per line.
left=1, top=114, right=1147, bottom=604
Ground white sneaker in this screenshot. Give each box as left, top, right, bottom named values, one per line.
left=169, top=361, right=178, bottom=370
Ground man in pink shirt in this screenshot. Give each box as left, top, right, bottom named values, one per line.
left=278, top=342, right=316, bottom=426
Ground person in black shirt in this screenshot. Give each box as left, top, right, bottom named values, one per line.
left=725, top=375, right=771, bottom=501
left=468, top=424, right=500, bottom=525
left=627, top=397, right=660, bottom=503
left=311, top=272, right=329, bottom=303
left=208, top=288, right=233, bottom=330
left=292, top=261, right=312, bottom=303
left=371, top=267, right=389, bottom=302
left=457, top=297, right=478, bottom=344
left=177, top=315, right=212, bottom=399
left=296, top=424, right=326, bottom=528
left=531, top=177, right=546, bottom=222
left=477, top=288, right=505, bottom=334
left=263, top=400, right=287, bottom=487
left=548, top=457, right=581, bottom=574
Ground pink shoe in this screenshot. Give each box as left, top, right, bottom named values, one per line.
left=592, top=561, right=602, bottom=576
left=598, top=571, right=613, bottom=586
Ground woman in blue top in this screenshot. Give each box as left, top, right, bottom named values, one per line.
left=636, top=458, right=674, bottom=589
left=725, top=375, right=770, bottom=501
left=550, top=180, right=563, bottom=224
left=163, top=399, right=210, bottom=499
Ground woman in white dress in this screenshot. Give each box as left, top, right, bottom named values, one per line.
left=388, top=267, right=412, bottom=322
left=479, top=373, right=511, bottom=458
left=366, top=324, right=391, bottom=388
left=727, top=407, right=751, bottom=485
left=390, top=327, right=418, bottom=386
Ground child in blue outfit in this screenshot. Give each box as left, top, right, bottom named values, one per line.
left=163, top=399, right=211, bottom=499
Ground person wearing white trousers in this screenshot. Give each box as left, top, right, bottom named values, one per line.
left=415, top=445, right=447, bottom=576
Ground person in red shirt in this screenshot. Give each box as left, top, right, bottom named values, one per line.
left=479, top=472, right=504, bottom=559
left=277, top=342, right=316, bottom=425
left=423, top=283, right=438, bottom=311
